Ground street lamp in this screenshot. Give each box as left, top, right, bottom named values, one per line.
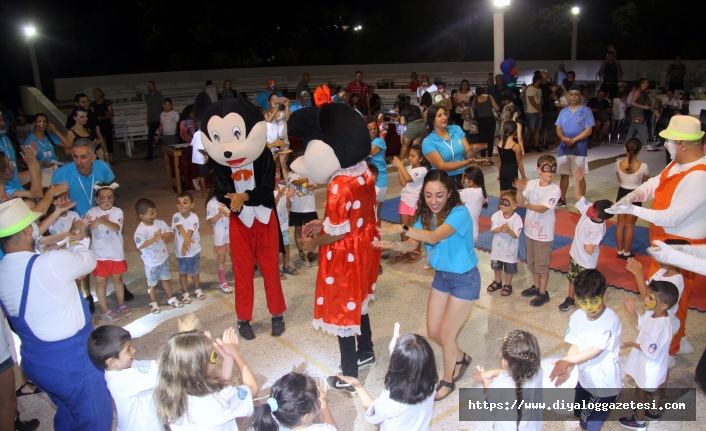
left=23, top=25, right=42, bottom=92
left=571, top=7, right=580, bottom=61
left=492, top=0, right=510, bottom=76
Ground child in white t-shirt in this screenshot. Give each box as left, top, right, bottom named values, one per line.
left=459, top=166, right=488, bottom=243
left=88, top=314, right=201, bottom=431
left=287, top=150, right=320, bottom=267
left=247, top=373, right=338, bottom=431
left=206, top=196, right=233, bottom=293
left=488, top=190, right=523, bottom=297
left=275, top=183, right=298, bottom=278
left=391, top=145, right=429, bottom=263
left=338, top=324, right=436, bottom=431
left=87, top=186, right=130, bottom=321
left=48, top=191, right=81, bottom=243
left=473, top=330, right=543, bottom=431
left=156, top=98, right=180, bottom=146
left=154, top=327, right=259, bottom=430
left=620, top=281, right=679, bottom=427
left=172, top=192, right=204, bottom=304
left=561, top=169, right=614, bottom=312
left=515, top=155, right=562, bottom=307
left=134, top=198, right=182, bottom=314
left=626, top=242, right=688, bottom=362
left=550, top=269, right=622, bottom=431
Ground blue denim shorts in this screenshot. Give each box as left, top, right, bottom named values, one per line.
left=431, top=267, right=481, bottom=301
left=145, top=260, right=171, bottom=286
left=0, top=356, right=14, bottom=374
left=178, top=253, right=201, bottom=276
left=526, top=113, right=542, bottom=130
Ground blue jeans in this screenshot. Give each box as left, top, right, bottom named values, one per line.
left=178, top=253, right=201, bottom=276
left=526, top=113, right=542, bottom=130
left=431, top=267, right=481, bottom=301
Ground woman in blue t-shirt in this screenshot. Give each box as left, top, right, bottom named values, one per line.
left=422, top=105, right=485, bottom=189
left=374, top=170, right=480, bottom=402
left=365, top=115, right=388, bottom=223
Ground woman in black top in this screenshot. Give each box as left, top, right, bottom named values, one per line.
left=471, top=86, right=499, bottom=164
left=91, top=88, right=114, bottom=165
left=66, top=107, right=106, bottom=159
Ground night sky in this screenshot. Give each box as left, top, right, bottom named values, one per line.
left=0, top=0, right=701, bottom=107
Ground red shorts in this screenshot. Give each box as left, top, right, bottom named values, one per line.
left=92, top=260, right=128, bottom=277
left=398, top=200, right=416, bottom=216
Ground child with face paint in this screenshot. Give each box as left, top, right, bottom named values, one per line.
left=550, top=269, right=622, bottom=431
left=620, top=280, right=679, bottom=428
left=514, top=155, right=561, bottom=307
left=559, top=169, right=614, bottom=312
left=625, top=239, right=688, bottom=367
left=487, top=191, right=523, bottom=296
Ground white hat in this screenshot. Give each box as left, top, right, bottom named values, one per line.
left=0, top=199, right=42, bottom=238
left=659, top=115, right=705, bottom=141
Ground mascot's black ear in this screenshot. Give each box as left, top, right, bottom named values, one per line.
left=288, top=107, right=322, bottom=147
left=237, top=93, right=262, bottom=119
left=193, top=92, right=212, bottom=124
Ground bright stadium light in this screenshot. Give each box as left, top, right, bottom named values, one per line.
left=23, top=25, right=36, bottom=37
left=494, top=0, right=510, bottom=7
left=572, top=6, right=580, bottom=15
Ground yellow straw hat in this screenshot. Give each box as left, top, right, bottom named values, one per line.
left=0, top=199, right=42, bottom=238
left=659, top=115, right=705, bottom=141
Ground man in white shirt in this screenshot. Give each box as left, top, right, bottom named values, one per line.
left=607, top=115, right=706, bottom=356
left=0, top=199, right=112, bottom=430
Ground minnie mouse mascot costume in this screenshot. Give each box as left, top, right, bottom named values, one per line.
left=288, top=86, right=382, bottom=395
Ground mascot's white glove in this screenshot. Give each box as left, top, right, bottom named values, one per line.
left=648, top=241, right=706, bottom=275
left=605, top=199, right=635, bottom=215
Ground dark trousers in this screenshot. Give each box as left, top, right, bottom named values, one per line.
left=337, top=314, right=373, bottom=378
left=696, top=347, right=706, bottom=391
left=599, top=83, right=618, bottom=100
left=147, top=121, right=160, bottom=158
left=669, top=81, right=684, bottom=91
left=477, top=116, right=496, bottom=158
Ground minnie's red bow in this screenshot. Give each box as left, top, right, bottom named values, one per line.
left=314, top=85, right=333, bottom=107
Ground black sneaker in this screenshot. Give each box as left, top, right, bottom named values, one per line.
left=542, top=144, right=550, bottom=149
left=86, top=294, right=95, bottom=314
left=557, top=198, right=567, bottom=207
left=379, top=265, right=383, bottom=275
left=271, top=315, right=285, bottom=337
left=15, top=411, right=39, bottom=431
left=530, top=292, right=550, bottom=307
left=559, top=297, right=575, bottom=312
left=633, top=409, right=660, bottom=421
left=237, top=320, right=255, bottom=340
left=525, top=146, right=534, bottom=153
left=357, top=351, right=376, bottom=370
left=534, top=146, right=543, bottom=153
left=327, top=375, right=358, bottom=397
left=123, top=284, right=135, bottom=302
left=144, top=156, right=154, bottom=161
left=618, top=415, right=646, bottom=429
left=521, top=285, right=540, bottom=297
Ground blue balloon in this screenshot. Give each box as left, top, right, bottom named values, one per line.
left=500, top=60, right=511, bottom=73
left=507, top=58, right=516, bottom=68
left=503, top=72, right=514, bottom=85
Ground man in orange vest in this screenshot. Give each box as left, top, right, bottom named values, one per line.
left=607, top=115, right=706, bottom=357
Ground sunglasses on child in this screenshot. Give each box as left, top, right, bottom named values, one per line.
left=539, top=163, right=558, bottom=173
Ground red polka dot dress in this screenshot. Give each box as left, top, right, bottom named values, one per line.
left=312, top=162, right=382, bottom=337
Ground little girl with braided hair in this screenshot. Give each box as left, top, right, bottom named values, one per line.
left=247, top=372, right=337, bottom=431
left=473, top=329, right=543, bottom=431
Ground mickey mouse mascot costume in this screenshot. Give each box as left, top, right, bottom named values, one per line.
left=194, top=93, right=286, bottom=340
left=288, top=86, right=382, bottom=395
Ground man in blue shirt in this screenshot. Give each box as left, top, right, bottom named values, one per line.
left=289, top=91, right=312, bottom=112
left=52, top=138, right=115, bottom=217
left=254, top=79, right=283, bottom=110
left=555, top=86, right=595, bottom=206
left=487, top=74, right=512, bottom=106
left=0, top=112, right=27, bottom=193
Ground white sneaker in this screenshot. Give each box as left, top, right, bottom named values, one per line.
left=423, top=262, right=432, bottom=270
left=192, top=179, right=201, bottom=190
left=677, top=338, right=694, bottom=355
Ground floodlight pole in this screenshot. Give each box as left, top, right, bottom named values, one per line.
left=493, top=7, right=506, bottom=76
left=28, top=40, right=42, bottom=92
left=571, top=14, right=579, bottom=61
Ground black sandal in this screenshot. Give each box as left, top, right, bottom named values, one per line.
left=434, top=380, right=456, bottom=401
left=453, top=352, right=472, bottom=382
left=487, top=281, right=502, bottom=293
left=16, top=382, right=41, bottom=397
left=500, top=284, right=513, bottom=296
